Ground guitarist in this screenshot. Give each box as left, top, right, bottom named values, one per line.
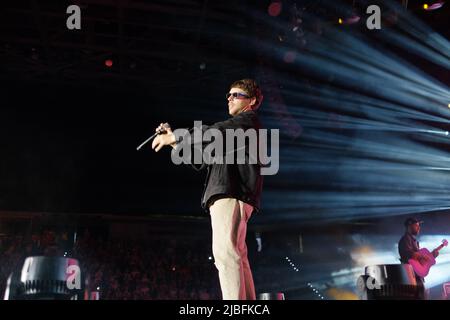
left=398, top=217, right=439, bottom=299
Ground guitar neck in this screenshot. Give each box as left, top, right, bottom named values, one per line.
left=435, top=243, right=446, bottom=252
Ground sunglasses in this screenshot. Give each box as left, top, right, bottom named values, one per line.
left=226, top=92, right=250, bottom=99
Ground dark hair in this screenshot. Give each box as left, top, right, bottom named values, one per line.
left=230, top=79, right=263, bottom=110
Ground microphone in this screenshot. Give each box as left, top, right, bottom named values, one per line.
left=136, top=123, right=170, bottom=151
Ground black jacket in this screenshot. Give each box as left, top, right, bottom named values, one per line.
left=398, top=232, right=424, bottom=284
left=172, top=110, right=263, bottom=212
left=398, top=233, right=420, bottom=264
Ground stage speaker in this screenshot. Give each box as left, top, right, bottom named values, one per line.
left=357, top=264, right=423, bottom=300
left=3, top=256, right=89, bottom=300
left=258, top=292, right=285, bottom=300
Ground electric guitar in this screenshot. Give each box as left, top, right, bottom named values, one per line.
left=408, top=239, right=448, bottom=278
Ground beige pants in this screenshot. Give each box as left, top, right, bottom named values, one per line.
left=209, top=198, right=256, bottom=300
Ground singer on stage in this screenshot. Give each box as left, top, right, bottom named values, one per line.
left=151, top=78, right=264, bottom=300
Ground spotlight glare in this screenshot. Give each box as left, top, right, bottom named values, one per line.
left=424, top=1, right=445, bottom=10
left=338, top=15, right=360, bottom=25
left=346, top=15, right=361, bottom=24
left=268, top=2, right=282, bottom=17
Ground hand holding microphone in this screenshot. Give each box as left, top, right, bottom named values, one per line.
left=136, top=122, right=173, bottom=151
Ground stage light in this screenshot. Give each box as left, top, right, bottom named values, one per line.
left=3, top=256, right=89, bottom=300
left=268, top=2, right=282, bottom=17
left=338, top=15, right=361, bottom=25
left=423, top=1, right=445, bottom=10
left=346, top=15, right=361, bottom=24
left=105, top=59, right=113, bottom=67
left=258, top=292, right=285, bottom=300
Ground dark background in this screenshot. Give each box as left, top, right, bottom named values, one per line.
left=0, top=0, right=448, bottom=221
